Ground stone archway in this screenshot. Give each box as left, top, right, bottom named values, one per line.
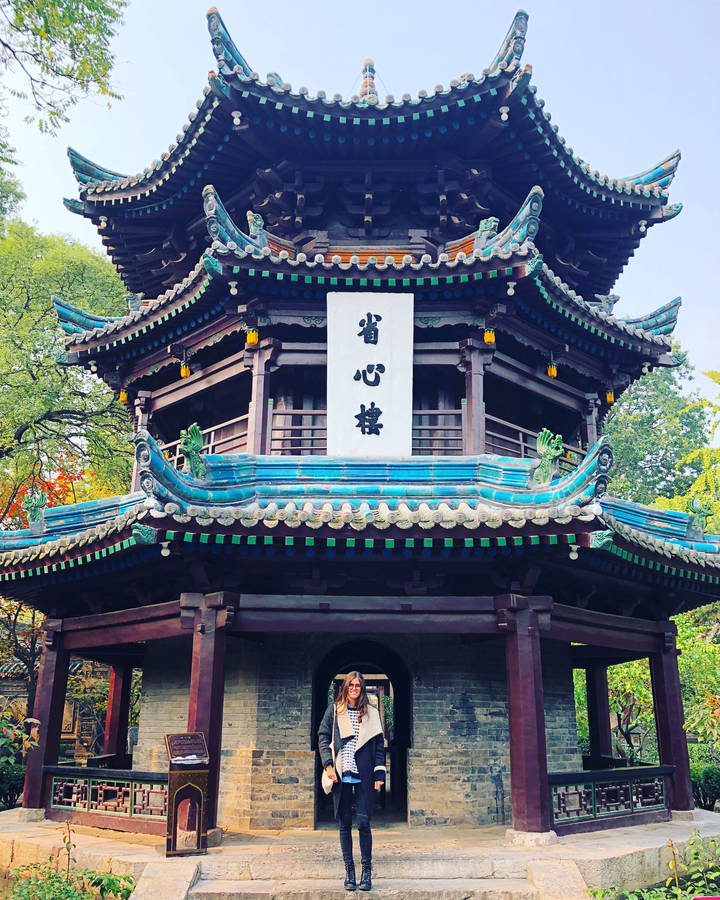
left=312, top=640, right=412, bottom=824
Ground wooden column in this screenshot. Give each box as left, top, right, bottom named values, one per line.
left=459, top=338, right=494, bottom=454
left=585, top=664, right=613, bottom=761
left=182, top=592, right=237, bottom=829
left=23, top=620, right=69, bottom=809
left=103, top=664, right=132, bottom=757
left=246, top=339, right=279, bottom=454
left=496, top=594, right=554, bottom=833
left=650, top=633, right=694, bottom=810
left=581, top=396, right=600, bottom=448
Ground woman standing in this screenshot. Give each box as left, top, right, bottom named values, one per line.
left=318, top=671, right=386, bottom=891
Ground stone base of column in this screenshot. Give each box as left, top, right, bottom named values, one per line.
left=505, top=828, right=558, bottom=847
left=17, top=808, right=45, bottom=823
left=671, top=808, right=704, bottom=822
left=206, top=827, right=223, bottom=847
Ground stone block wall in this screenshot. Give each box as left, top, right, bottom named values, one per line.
left=133, top=632, right=581, bottom=831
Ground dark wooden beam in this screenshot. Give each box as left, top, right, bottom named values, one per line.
left=232, top=610, right=498, bottom=634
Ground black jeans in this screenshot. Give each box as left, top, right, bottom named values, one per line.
left=338, top=782, right=372, bottom=863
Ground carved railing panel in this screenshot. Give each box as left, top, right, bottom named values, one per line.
left=46, top=766, right=168, bottom=820
left=549, top=765, right=672, bottom=833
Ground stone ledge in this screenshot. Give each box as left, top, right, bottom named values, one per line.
left=505, top=829, right=558, bottom=847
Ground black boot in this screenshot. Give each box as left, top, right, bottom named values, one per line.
left=358, top=860, right=372, bottom=891
left=343, top=859, right=357, bottom=891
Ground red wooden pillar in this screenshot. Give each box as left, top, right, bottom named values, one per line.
left=23, top=620, right=69, bottom=809
left=184, top=593, right=235, bottom=829
left=586, top=664, right=613, bottom=761
left=650, top=634, right=694, bottom=810
left=497, top=595, right=553, bottom=833
left=103, top=664, right=132, bottom=758
left=459, top=338, right=493, bottom=454
left=246, top=339, right=279, bottom=454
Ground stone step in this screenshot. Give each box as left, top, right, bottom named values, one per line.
left=189, top=877, right=539, bottom=899
left=199, top=850, right=527, bottom=882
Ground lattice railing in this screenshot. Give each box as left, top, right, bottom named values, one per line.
left=548, top=765, right=673, bottom=833
left=45, top=766, right=168, bottom=820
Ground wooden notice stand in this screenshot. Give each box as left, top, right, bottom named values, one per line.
left=164, top=732, right=210, bottom=857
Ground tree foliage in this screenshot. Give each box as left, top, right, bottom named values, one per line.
left=0, top=0, right=126, bottom=167
left=604, top=360, right=709, bottom=506
left=0, top=220, right=133, bottom=529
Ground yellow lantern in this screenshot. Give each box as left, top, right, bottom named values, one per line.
left=483, top=328, right=496, bottom=345
left=546, top=363, right=557, bottom=379
left=180, top=362, right=191, bottom=379
left=606, top=389, right=615, bottom=404
left=246, top=328, right=259, bottom=346
left=118, top=390, right=128, bottom=404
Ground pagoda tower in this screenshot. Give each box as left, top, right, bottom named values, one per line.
left=1, top=9, right=712, bottom=845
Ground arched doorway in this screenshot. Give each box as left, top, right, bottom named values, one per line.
left=312, top=640, right=412, bottom=825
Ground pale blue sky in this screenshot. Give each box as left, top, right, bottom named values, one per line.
left=6, top=0, right=720, bottom=396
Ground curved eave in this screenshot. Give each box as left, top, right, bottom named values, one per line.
left=62, top=253, right=221, bottom=355
left=505, top=74, right=679, bottom=207
left=620, top=297, right=681, bottom=336
left=68, top=146, right=126, bottom=186
left=136, top=429, right=610, bottom=520
left=53, top=295, right=122, bottom=335
left=531, top=262, right=673, bottom=352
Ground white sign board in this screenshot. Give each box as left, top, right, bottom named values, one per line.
left=326, top=292, right=414, bottom=457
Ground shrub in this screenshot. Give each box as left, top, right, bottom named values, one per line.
left=589, top=830, right=720, bottom=899
left=690, top=762, right=720, bottom=810
left=9, top=859, right=134, bottom=900
left=0, top=760, right=26, bottom=810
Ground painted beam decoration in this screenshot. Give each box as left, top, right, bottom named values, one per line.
left=326, top=293, right=414, bottom=456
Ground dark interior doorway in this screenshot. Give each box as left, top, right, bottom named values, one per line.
left=312, top=640, right=412, bottom=825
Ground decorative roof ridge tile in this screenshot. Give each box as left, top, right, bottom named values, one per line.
left=536, top=262, right=673, bottom=347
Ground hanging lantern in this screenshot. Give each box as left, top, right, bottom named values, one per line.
left=546, top=362, right=557, bottom=379
left=483, top=328, right=496, bottom=346
left=246, top=328, right=259, bottom=346
left=606, top=389, right=615, bottom=404
left=118, top=389, right=128, bottom=404
left=180, top=362, right=191, bottom=379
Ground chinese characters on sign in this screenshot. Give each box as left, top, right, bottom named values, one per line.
left=327, top=293, right=414, bottom=456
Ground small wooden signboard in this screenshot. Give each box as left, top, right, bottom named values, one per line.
left=164, top=732, right=210, bottom=857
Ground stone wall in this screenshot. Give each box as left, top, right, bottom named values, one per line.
left=133, top=632, right=580, bottom=831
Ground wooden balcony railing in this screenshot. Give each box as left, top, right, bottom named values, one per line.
left=160, top=413, right=250, bottom=467
left=157, top=406, right=586, bottom=465
left=548, top=764, right=673, bottom=835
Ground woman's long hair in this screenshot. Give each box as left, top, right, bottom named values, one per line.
left=335, top=670, right=369, bottom=719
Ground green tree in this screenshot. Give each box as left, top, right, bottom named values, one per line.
left=0, top=0, right=126, bottom=169
left=604, top=359, right=709, bottom=506
left=0, top=220, right=133, bottom=527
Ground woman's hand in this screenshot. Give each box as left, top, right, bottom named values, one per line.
left=325, top=765, right=338, bottom=784
left=374, top=780, right=383, bottom=792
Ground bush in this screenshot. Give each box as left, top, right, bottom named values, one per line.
left=690, top=762, right=720, bottom=810
left=590, top=830, right=720, bottom=899
left=0, top=760, right=25, bottom=810
left=10, top=858, right=134, bottom=900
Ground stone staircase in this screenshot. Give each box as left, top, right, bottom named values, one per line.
left=187, top=836, right=544, bottom=899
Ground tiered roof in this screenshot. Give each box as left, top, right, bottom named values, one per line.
left=64, top=9, right=681, bottom=299
left=1, top=436, right=719, bottom=614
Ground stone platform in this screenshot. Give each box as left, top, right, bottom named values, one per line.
left=1, top=810, right=719, bottom=899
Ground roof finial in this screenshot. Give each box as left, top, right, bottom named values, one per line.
left=359, top=58, right=377, bottom=106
